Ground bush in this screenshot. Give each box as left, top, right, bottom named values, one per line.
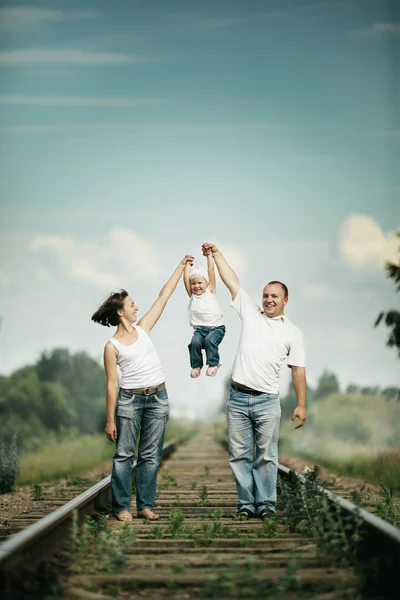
left=331, top=417, right=370, bottom=444
left=0, top=435, right=19, bottom=494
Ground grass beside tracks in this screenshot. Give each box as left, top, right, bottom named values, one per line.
left=16, top=418, right=194, bottom=485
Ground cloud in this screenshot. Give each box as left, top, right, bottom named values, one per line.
left=352, top=22, right=400, bottom=37
left=0, top=49, right=144, bottom=66
left=0, top=6, right=101, bottom=34
left=339, top=214, right=399, bottom=268
left=174, top=2, right=333, bottom=29
left=31, top=228, right=161, bottom=288
left=0, top=95, right=165, bottom=107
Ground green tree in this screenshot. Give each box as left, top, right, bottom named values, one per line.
left=36, top=348, right=105, bottom=433
left=315, top=370, right=340, bottom=400
left=375, top=232, right=400, bottom=357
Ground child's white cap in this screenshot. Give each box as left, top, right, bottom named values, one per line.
left=189, top=266, right=209, bottom=283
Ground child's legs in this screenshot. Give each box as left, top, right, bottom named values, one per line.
left=204, top=326, right=226, bottom=366
left=188, top=329, right=206, bottom=368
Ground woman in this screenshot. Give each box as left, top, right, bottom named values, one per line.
left=92, top=254, right=194, bottom=521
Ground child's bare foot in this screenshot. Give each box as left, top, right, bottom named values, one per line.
left=206, top=364, right=221, bottom=377
left=190, top=367, right=201, bottom=378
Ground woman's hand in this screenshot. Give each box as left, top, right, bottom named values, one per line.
left=180, top=255, right=194, bottom=266
left=105, top=420, right=117, bottom=442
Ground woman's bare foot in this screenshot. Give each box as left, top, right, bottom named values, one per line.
left=137, top=508, right=160, bottom=521
left=114, top=510, right=133, bottom=521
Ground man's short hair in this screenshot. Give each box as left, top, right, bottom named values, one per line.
left=267, top=281, right=289, bottom=298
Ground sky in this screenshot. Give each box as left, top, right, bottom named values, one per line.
left=0, top=0, right=399, bottom=418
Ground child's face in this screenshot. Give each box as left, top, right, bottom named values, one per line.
left=190, top=276, right=208, bottom=295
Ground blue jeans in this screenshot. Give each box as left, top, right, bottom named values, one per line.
left=188, top=326, right=226, bottom=368
left=227, top=383, right=281, bottom=515
left=111, top=387, right=169, bottom=513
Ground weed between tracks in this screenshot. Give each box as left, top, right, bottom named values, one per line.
left=278, top=466, right=363, bottom=567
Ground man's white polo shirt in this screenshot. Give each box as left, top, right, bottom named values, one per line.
left=231, top=288, right=305, bottom=394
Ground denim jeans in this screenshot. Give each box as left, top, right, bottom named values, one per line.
left=188, top=325, right=226, bottom=368
left=111, top=386, right=169, bottom=513
left=227, top=383, right=281, bottom=515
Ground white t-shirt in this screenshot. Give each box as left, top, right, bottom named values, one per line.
left=231, top=288, right=305, bottom=394
left=108, top=325, right=165, bottom=389
left=188, top=288, right=224, bottom=328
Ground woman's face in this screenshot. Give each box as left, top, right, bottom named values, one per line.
left=121, top=296, right=139, bottom=323
left=190, top=276, right=208, bottom=296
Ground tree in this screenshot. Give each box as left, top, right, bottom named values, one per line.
left=315, top=370, right=340, bottom=399
left=375, top=232, right=400, bottom=357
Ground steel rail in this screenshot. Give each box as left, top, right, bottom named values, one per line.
left=278, top=461, right=400, bottom=593
left=0, top=436, right=182, bottom=574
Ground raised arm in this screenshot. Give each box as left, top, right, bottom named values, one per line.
left=104, top=342, right=119, bottom=442
left=202, top=243, right=240, bottom=300
left=139, top=255, right=194, bottom=333
left=183, top=261, right=192, bottom=297
left=290, top=366, right=307, bottom=429
left=207, top=253, right=216, bottom=294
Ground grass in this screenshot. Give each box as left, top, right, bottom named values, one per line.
left=16, top=418, right=194, bottom=485
left=279, top=392, right=400, bottom=492
left=300, top=451, right=400, bottom=492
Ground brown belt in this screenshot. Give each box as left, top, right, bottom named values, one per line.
left=232, top=381, right=265, bottom=396
left=121, top=382, right=166, bottom=396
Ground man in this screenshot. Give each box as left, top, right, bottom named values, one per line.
left=202, top=243, right=306, bottom=520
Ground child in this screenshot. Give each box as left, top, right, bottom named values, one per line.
left=183, top=251, right=226, bottom=378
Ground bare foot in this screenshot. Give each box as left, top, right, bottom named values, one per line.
left=190, top=367, right=201, bottom=378
left=137, top=508, right=160, bottom=521
left=114, top=510, right=133, bottom=521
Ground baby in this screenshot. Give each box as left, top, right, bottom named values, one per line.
left=183, top=250, right=226, bottom=378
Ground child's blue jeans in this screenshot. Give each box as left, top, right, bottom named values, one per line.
left=188, top=325, right=226, bottom=368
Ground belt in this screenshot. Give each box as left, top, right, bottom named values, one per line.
left=121, top=382, right=166, bottom=396
left=232, top=381, right=265, bottom=396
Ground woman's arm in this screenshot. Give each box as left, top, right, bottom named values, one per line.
left=207, top=252, right=216, bottom=294
left=138, top=255, right=194, bottom=333
left=183, top=261, right=192, bottom=297
left=104, top=342, right=119, bottom=442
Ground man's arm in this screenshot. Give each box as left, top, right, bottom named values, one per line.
left=290, top=366, right=307, bottom=429
left=202, top=243, right=240, bottom=300
left=183, top=261, right=192, bottom=297
left=207, top=253, right=216, bottom=294
left=139, top=255, right=194, bottom=333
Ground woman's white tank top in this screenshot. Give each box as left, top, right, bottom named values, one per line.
left=188, top=288, right=224, bottom=328
left=108, top=325, right=165, bottom=389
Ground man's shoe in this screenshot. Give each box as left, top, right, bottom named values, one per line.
left=259, top=509, right=275, bottom=520
left=237, top=508, right=255, bottom=521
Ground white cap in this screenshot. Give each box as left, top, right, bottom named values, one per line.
left=189, top=266, right=209, bottom=282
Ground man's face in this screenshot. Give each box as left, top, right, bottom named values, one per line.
left=262, top=283, right=288, bottom=318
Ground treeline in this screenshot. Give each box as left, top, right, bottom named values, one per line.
left=0, top=349, right=106, bottom=451
left=281, top=370, right=400, bottom=420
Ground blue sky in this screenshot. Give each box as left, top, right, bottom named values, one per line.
left=0, top=0, right=399, bottom=417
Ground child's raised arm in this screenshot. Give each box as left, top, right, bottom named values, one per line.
left=183, top=261, right=192, bottom=297
left=207, top=251, right=216, bottom=294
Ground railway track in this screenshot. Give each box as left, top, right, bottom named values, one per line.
left=1, top=430, right=399, bottom=599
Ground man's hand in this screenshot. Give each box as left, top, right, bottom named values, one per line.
left=291, top=406, right=306, bottom=429
left=105, top=421, right=117, bottom=442
left=181, top=255, right=194, bottom=266
left=202, top=243, right=219, bottom=257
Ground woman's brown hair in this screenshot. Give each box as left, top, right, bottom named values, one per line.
left=91, top=289, right=129, bottom=327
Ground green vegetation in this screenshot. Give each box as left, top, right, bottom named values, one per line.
left=0, top=434, right=19, bottom=493
left=280, top=389, right=400, bottom=491
left=0, top=348, right=106, bottom=452
left=16, top=417, right=192, bottom=485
